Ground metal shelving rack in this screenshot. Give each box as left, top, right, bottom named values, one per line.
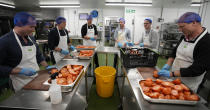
left=159, top=23, right=183, bottom=57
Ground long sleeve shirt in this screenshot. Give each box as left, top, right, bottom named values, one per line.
left=48, top=27, right=70, bottom=50
left=171, top=28, right=210, bottom=77
left=0, top=31, right=45, bottom=77
left=114, top=27, right=131, bottom=41
left=139, top=29, right=159, bottom=49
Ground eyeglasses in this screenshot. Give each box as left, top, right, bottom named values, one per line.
left=144, top=23, right=150, bottom=25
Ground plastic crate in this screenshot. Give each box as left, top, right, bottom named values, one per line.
left=120, top=48, right=159, bottom=68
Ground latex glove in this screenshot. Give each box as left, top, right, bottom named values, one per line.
left=46, top=65, right=56, bottom=70
left=158, top=70, right=170, bottom=77
left=139, top=43, right=144, bottom=47
left=90, top=37, right=96, bottom=41
left=61, top=49, right=69, bottom=55
left=117, top=42, right=123, bottom=48
left=162, top=64, right=171, bottom=70
left=126, top=42, right=134, bottom=47
left=19, top=68, right=36, bottom=76
left=69, top=45, right=75, bottom=51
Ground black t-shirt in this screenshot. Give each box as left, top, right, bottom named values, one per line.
left=81, top=24, right=98, bottom=38
left=171, top=28, right=210, bottom=77
left=48, top=27, right=70, bottom=50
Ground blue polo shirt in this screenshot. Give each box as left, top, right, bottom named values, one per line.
left=0, top=31, right=45, bottom=77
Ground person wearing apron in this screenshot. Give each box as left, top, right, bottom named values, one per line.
left=113, top=18, right=132, bottom=68
left=137, top=18, right=159, bottom=50
left=158, top=12, right=210, bottom=93
left=48, top=17, right=73, bottom=64
left=81, top=15, right=99, bottom=68
left=0, top=12, right=53, bottom=92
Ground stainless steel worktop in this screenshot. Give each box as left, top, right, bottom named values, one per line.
left=0, top=59, right=93, bottom=110
left=122, top=67, right=209, bottom=110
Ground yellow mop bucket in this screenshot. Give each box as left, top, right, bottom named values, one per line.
left=95, top=66, right=116, bottom=98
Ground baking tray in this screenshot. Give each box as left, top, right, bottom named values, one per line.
left=77, top=50, right=94, bottom=60
left=76, top=45, right=96, bottom=51
left=43, top=67, right=84, bottom=92
left=138, top=80, right=199, bottom=105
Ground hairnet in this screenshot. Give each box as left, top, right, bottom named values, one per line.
left=87, top=15, right=93, bottom=20
left=55, top=16, right=66, bottom=24
left=14, top=12, right=36, bottom=27
left=145, top=18, right=152, bottom=23
left=119, top=18, right=125, bottom=24
left=177, top=12, right=201, bottom=23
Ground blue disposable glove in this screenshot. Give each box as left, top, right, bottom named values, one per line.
left=46, top=65, right=56, bottom=70
left=19, top=68, right=36, bottom=76
left=139, top=43, right=144, bottom=47
left=158, top=70, right=170, bottom=77
left=69, top=45, right=75, bottom=51
left=90, top=37, right=96, bottom=41
left=61, top=49, right=69, bottom=55
left=126, top=42, right=134, bottom=47
left=117, top=42, right=123, bottom=48
left=162, top=64, right=171, bottom=70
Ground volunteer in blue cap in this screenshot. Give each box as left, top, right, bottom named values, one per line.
left=136, top=18, right=159, bottom=50
left=158, top=12, right=210, bottom=92
left=48, top=16, right=75, bottom=63
left=0, top=12, right=55, bottom=92
left=81, top=15, right=99, bottom=68
left=114, top=18, right=131, bottom=48
left=113, top=18, right=131, bottom=68
left=81, top=15, right=98, bottom=46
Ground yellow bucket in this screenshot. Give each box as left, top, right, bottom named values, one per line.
left=95, top=66, right=116, bottom=98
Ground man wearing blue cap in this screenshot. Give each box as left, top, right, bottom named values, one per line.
left=0, top=12, right=54, bottom=92
left=48, top=16, right=75, bottom=63
left=158, top=12, right=210, bottom=92
left=137, top=18, right=159, bottom=50
left=114, top=18, right=131, bottom=48
left=81, top=15, right=99, bottom=68
left=81, top=15, right=98, bottom=46
left=113, top=18, right=131, bottom=68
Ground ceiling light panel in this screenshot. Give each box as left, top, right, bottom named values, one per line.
left=105, top=0, right=122, bottom=2
left=39, top=0, right=79, bottom=5
left=124, top=0, right=152, bottom=3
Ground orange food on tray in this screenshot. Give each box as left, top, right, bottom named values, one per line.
left=153, top=70, right=159, bottom=78
left=139, top=78, right=200, bottom=101
left=76, top=45, right=96, bottom=49
left=49, top=65, right=83, bottom=85
left=79, top=50, right=94, bottom=57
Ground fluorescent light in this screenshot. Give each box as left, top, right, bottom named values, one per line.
left=106, top=2, right=152, bottom=6
left=40, top=4, right=80, bottom=8
left=0, top=3, right=15, bottom=8
left=191, top=3, right=201, bottom=6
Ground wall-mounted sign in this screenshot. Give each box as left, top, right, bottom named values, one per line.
left=126, top=9, right=136, bottom=13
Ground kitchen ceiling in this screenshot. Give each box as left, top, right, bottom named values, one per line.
left=0, top=0, right=201, bottom=10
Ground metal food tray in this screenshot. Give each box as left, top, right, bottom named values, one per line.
left=138, top=80, right=199, bottom=105
left=76, top=45, right=96, bottom=51
left=43, top=67, right=84, bottom=92
left=77, top=53, right=94, bottom=60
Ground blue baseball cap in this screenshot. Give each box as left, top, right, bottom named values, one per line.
left=87, top=15, right=93, bottom=20
left=14, top=12, right=36, bottom=27
left=177, top=12, right=201, bottom=23
left=119, top=18, right=125, bottom=24
left=55, top=16, right=66, bottom=24
left=145, top=18, right=152, bottom=23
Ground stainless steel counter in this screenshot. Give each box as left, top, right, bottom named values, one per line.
left=0, top=59, right=93, bottom=110
left=121, top=67, right=209, bottom=110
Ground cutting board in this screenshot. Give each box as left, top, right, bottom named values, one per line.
left=23, top=70, right=50, bottom=91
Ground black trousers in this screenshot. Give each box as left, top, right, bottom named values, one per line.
left=114, top=53, right=118, bottom=68
left=94, top=53, right=99, bottom=68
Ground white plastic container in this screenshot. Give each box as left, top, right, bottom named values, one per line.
left=49, top=80, right=62, bottom=104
